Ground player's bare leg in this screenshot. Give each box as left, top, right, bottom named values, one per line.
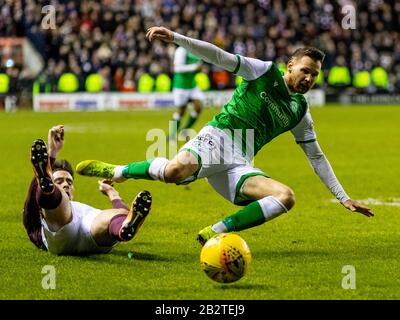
left=240, top=176, right=295, bottom=209
left=163, top=151, right=199, bottom=183
left=193, top=99, right=203, bottom=114
left=76, top=150, right=199, bottom=184
left=181, top=99, right=203, bottom=136
left=91, top=191, right=152, bottom=246
left=169, top=104, right=188, bottom=142
left=90, top=209, right=128, bottom=247
left=198, top=176, right=295, bottom=245
left=31, top=139, right=72, bottom=232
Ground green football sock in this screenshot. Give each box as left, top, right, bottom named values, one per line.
left=222, top=201, right=266, bottom=232
left=122, top=159, right=153, bottom=180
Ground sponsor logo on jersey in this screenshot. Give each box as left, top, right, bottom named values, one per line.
left=260, top=91, right=290, bottom=127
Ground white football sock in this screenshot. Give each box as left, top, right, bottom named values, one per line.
left=211, top=221, right=227, bottom=233
left=258, top=196, right=288, bottom=221
left=148, top=157, right=170, bottom=182
left=113, top=166, right=126, bottom=182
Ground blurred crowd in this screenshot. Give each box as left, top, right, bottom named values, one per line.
left=0, top=0, right=399, bottom=94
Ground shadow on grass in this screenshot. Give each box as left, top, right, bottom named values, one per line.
left=67, top=249, right=171, bottom=264
left=112, top=249, right=171, bottom=262
left=216, top=283, right=277, bottom=290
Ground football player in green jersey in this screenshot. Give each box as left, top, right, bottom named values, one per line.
left=169, top=46, right=204, bottom=142
left=76, top=26, right=373, bottom=246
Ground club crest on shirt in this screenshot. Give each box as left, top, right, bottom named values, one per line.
left=194, top=133, right=216, bottom=150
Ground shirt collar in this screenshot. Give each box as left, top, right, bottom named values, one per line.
left=282, top=75, right=295, bottom=95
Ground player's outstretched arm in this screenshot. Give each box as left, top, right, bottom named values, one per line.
left=47, top=125, right=64, bottom=159
left=98, top=179, right=121, bottom=201
left=98, top=179, right=129, bottom=210
left=298, top=141, right=374, bottom=218
left=291, top=113, right=373, bottom=218
left=146, top=26, right=237, bottom=73
left=146, top=26, right=271, bottom=80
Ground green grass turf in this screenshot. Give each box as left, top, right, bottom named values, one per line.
left=0, top=104, right=399, bottom=300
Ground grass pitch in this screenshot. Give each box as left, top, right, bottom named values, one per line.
left=0, top=104, right=399, bottom=300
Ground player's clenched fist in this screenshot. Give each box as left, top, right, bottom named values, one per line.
left=48, top=125, right=64, bottom=157
left=50, top=125, right=64, bottom=141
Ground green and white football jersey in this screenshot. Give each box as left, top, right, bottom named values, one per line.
left=172, top=32, right=350, bottom=204
left=209, top=59, right=314, bottom=156
left=173, top=47, right=201, bottom=89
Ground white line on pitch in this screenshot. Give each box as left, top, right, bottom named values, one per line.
left=331, top=198, right=400, bottom=207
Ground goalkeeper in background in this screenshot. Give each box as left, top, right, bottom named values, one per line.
left=169, top=45, right=204, bottom=142
left=76, top=26, right=373, bottom=247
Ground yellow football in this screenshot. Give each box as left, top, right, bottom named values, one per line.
left=200, top=233, right=251, bottom=283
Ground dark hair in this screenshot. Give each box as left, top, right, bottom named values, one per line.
left=53, top=159, right=74, bottom=178
left=290, top=47, right=325, bottom=63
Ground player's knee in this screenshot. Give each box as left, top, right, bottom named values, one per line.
left=193, top=100, right=203, bottom=113
left=276, top=187, right=295, bottom=211
left=164, top=163, right=184, bottom=183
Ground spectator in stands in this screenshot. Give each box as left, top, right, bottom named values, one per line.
left=120, top=67, right=136, bottom=92
left=0, top=0, right=398, bottom=94
left=211, top=68, right=231, bottom=90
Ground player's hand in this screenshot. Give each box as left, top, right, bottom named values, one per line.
left=98, top=179, right=115, bottom=194
left=146, top=26, right=174, bottom=43
left=98, top=179, right=121, bottom=200
left=48, top=125, right=64, bottom=158
left=342, top=199, right=374, bottom=217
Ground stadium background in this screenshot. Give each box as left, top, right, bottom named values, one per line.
left=0, top=0, right=399, bottom=109
left=0, top=0, right=400, bottom=301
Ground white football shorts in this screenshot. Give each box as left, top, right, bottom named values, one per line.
left=41, top=201, right=115, bottom=255
left=173, top=87, right=205, bottom=107
left=179, top=125, right=268, bottom=205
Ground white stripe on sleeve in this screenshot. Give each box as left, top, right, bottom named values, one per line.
left=299, top=140, right=350, bottom=203
left=291, top=110, right=317, bottom=144
left=173, top=33, right=271, bottom=80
